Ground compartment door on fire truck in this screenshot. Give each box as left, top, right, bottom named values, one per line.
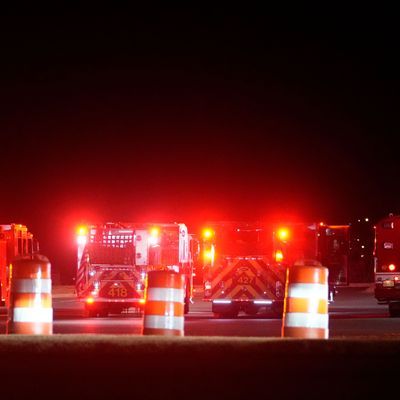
left=135, top=230, right=149, bottom=266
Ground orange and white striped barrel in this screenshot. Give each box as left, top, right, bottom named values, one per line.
left=7, top=254, right=53, bottom=335
left=282, top=260, right=329, bottom=339
left=142, top=270, right=185, bottom=336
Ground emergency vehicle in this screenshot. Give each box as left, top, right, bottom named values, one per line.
left=76, top=222, right=194, bottom=317
left=201, top=221, right=348, bottom=317
left=272, top=222, right=350, bottom=301
left=201, top=222, right=286, bottom=317
left=0, top=223, right=38, bottom=306
left=373, top=214, right=400, bottom=317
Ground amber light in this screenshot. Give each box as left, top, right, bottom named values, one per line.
left=389, top=264, right=396, bottom=271
left=275, top=250, right=284, bottom=262
left=77, top=225, right=88, bottom=236
left=77, top=225, right=88, bottom=245
left=277, top=228, right=290, bottom=241
left=149, top=227, right=160, bottom=245
left=86, top=297, right=95, bottom=304
left=139, top=299, right=146, bottom=304
left=202, top=228, right=214, bottom=239
left=150, top=227, right=160, bottom=237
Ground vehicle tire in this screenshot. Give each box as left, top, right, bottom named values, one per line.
left=98, top=308, right=109, bottom=318
left=213, top=310, right=239, bottom=319
left=244, top=305, right=258, bottom=316
left=84, top=308, right=97, bottom=318
left=271, top=302, right=284, bottom=319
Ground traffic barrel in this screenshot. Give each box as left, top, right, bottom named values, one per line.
left=142, top=270, right=185, bottom=336
left=7, top=254, right=53, bottom=334
left=282, top=260, right=329, bottom=339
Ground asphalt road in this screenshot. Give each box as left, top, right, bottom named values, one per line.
left=1, top=285, right=400, bottom=337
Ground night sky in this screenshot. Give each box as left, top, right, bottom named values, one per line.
left=0, top=14, right=398, bottom=281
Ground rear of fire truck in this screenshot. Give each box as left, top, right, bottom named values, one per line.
left=374, top=214, right=400, bottom=317
left=0, top=224, right=37, bottom=306
left=76, top=222, right=193, bottom=317
left=76, top=223, right=146, bottom=317
left=202, top=222, right=286, bottom=318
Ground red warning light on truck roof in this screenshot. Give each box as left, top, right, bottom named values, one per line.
left=77, top=226, right=88, bottom=236
left=277, top=228, right=290, bottom=241
left=202, top=228, right=214, bottom=239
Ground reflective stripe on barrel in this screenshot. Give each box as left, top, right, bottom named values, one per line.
left=142, top=271, right=185, bottom=336
left=7, top=255, right=53, bottom=335
left=282, top=261, right=329, bottom=339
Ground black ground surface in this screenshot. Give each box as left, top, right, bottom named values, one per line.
left=0, top=335, right=398, bottom=399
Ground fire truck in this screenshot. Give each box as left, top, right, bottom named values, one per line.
left=374, top=214, right=400, bottom=317
left=201, top=221, right=348, bottom=317
left=0, top=223, right=38, bottom=306
left=201, top=221, right=286, bottom=318
left=272, top=222, right=351, bottom=301
left=76, top=222, right=194, bottom=317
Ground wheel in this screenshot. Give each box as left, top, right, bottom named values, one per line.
left=244, top=305, right=259, bottom=316
left=271, top=302, right=284, bottom=319
left=84, top=307, right=97, bottom=318
left=213, top=310, right=239, bottom=319
left=98, top=308, right=109, bottom=318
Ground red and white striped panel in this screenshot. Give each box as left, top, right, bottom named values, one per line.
left=142, top=271, right=185, bottom=336
left=7, top=255, right=53, bottom=335
left=282, top=261, right=329, bottom=339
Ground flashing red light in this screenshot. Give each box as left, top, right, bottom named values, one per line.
left=275, top=250, right=284, bottom=262
left=150, top=227, right=160, bottom=237
left=277, top=228, right=290, bottom=241
left=202, top=228, right=214, bottom=239
left=149, top=227, right=160, bottom=245
left=77, top=225, right=88, bottom=236
left=389, top=264, right=396, bottom=272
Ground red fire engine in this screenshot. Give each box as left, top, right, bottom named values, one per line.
left=201, top=222, right=286, bottom=317
left=374, top=214, right=400, bottom=317
left=201, top=221, right=346, bottom=317
left=0, top=223, right=38, bottom=306
left=272, top=222, right=349, bottom=301
left=76, top=222, right=194, bottom=317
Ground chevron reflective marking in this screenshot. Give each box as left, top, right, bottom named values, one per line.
left=227, top=285, right=254, bottom=299
left=210, top=261, right=237, bottom=288
left=216, top=276, right=234, bottom=295
left=222, top=278, right=260, bottom=299
left=212, top=287, right=225, bottom=299
left=209, top=257, right=283, bottom=300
